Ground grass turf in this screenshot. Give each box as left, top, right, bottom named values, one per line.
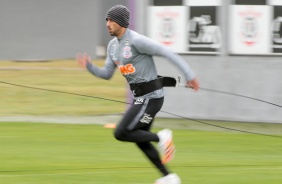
left=0, top=122, right=281, bottom=184
left=0, top=60, right=127, bottom=116
left=1, top=60, right=282, bottom=183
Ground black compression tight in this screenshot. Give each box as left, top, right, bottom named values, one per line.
left=113, top=97, right=170, bottom=176
left=136, top=142, right=170, bottom=176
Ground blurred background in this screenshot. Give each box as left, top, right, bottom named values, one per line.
left=1, top=0, right=282, bottom=123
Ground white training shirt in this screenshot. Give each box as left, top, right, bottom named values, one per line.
left=86, top=29, right=196, bottom=99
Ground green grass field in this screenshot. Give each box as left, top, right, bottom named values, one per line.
left=0, top=60, right=126, bottom=116
left=1, top=60, right=282, bottom=183
left=0, top=122, right=281, bottom=184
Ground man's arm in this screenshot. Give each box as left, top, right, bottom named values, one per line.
left=133, top=35, right=199, bottom=91
left=76, top=52, right=116, bottom=80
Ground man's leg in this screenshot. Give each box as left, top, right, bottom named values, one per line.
left=114, top=97, right=163, bottom=143
left=114, top=97, right=172, bottom=175
left=136, top=142, right=170, bottom=176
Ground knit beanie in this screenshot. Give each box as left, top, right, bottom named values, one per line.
left=106, top=5, right=130, bottom=28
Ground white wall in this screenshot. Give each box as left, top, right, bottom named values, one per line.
left=155, top=55, right=282, bottom=124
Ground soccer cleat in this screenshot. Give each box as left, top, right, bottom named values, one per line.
left=155, top=173, right=181, bottom=184
left=157, top=129, right=175, bottom=164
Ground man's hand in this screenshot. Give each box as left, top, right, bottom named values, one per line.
left=186, top=77, right=200, bottom=91
left=76, top=52, right=92, bottom=68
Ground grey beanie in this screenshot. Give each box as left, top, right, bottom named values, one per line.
left=106, top=5, right=130, bottom=28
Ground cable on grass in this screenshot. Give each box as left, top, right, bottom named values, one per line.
left=0, top=80, right=282, bottom=139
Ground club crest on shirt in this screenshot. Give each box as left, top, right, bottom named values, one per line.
left=123, top=46, right=132, bottom=58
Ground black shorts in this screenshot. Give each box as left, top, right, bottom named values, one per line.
left=116, top=97, right=164, bottom=132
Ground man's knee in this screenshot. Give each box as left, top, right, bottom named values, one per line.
left=114, top=128, right=127, bottom=141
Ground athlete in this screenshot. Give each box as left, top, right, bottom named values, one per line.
left=77, top=5, right=199, bottom=184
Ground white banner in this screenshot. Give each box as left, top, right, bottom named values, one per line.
left=184, top=0, right=222, bottom=6
left=229, top=5, right=272, bottom=55
left=268, top=0, right=282, bottom=5
left=147, top=6, right=188, bottom=53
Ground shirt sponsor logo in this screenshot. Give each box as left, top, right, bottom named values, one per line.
left=123, top=46, right=132, bottom=58
left=111, top=54, right=117, bottom=61
left=111, top=44, right=118, bottom=60
left=118, top=63, right=136, bottom=75
left=125, top=40, right=130, bottom=46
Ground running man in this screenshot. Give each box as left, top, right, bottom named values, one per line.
left=77, top=5, right=199, bottom=184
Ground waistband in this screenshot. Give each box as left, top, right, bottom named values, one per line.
left=129, top=76, right=177, bottom=97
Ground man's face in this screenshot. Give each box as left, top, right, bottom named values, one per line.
left=106, top=18, right=122, bottom=36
